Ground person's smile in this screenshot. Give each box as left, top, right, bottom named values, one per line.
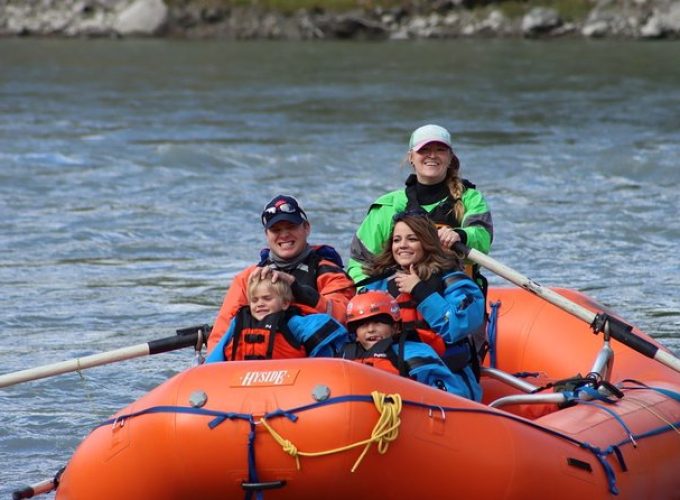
left=265, top=220, right=310, bottom=260
left=275, top=236, right=296, bottom=249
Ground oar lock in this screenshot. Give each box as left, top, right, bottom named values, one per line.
left=175, top=323, right=212, bottom=366
left=176, top=324, right=212, bottom=348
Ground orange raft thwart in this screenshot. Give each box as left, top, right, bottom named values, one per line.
left=56, top=287, right=680, bottom=499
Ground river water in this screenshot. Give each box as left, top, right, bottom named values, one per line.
left=1, top=39, right=679, bottom=496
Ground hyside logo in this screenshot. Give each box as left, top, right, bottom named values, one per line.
left=232, top=369, right=299, bottom=387
left=242, top=370, right=287, bottom=386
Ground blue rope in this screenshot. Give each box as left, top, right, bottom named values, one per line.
left=263, top=408, right=299, bottom=422
left=613, top=419, right=680, bottom=443
left=579, top=442, right=621, bottom=495
left=611, top=445, right=628, bottom=473
left=487, top=300, right=501, bottom=368
left=263, top=394, right=375, bottom=418
left=575, top=385, right=624, bottom=405
left=209, top=412, right=252, bottom=429
left=621, top=379, right=680, bottom=403
left=647, top=387, right=680, bottom=402
left=571, top=399, right=636, bottom=445
left=97, top=405, right=252, bottom=429
left=245, top=419, right=264, bottom=500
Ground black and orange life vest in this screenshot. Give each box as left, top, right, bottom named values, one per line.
left=342, top=334, right=445, bottom=380
left=224, top=307, right=307, bottom=361
left=386, top=272, right=468, bottom=352
left=342, top=337, right=408, bottom=376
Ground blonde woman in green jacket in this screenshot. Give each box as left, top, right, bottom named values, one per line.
left=348, top=124, right=493, bottom=287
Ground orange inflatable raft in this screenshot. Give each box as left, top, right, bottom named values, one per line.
left=54, top=288, right=680, bottom=499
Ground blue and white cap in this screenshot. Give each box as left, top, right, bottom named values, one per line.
left=261, top=194, right=308, bottom=229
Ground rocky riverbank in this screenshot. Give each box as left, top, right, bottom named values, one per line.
left=1, top=0, right=679, bottom=39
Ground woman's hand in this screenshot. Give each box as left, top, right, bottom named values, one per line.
left=394, top=265, right=421, bottom=294
left=438, top=226, right=461, bottom=249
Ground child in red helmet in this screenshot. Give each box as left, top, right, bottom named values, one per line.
left=342, top=290, right=474, bottom=398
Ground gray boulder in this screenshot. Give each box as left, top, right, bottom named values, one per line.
left=114, top=0, right=168, bottom=36
left=522, top=7, right=562, bottom=36
left=641, top=1, right=680, bottom=37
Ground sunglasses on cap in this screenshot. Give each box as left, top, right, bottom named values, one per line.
left=261, top=202, right=308, bottom=226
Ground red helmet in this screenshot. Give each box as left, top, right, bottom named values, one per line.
left=346, top=291, right=401, bottom=326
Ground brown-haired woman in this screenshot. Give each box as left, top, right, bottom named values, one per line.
left=361, top=211, right=485, bottom=401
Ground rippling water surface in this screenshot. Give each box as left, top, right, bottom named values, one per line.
left=1, top=39, right=679, bottom=496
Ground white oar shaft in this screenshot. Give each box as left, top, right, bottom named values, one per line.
left=0, top=344, right=150, bottom=389
left=467, top=247, right=597, bottom=324
left=0, top=326, right=210, bottom=389
left=12, top=466, right=65, bottom=499
left=12, top=477, right=57, bottom=499
left=656, top=351, right=680, bottom=372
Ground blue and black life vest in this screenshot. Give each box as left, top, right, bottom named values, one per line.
left=386, top=271, right=481, bottom=379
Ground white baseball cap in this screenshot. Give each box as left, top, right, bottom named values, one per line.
left=409, top=124, right=452, bottom=151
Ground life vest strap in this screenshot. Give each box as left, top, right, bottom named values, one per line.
left=343, top=338, right=410, bottom=378
left=228, top=308, right=301, bottom=361
left=404, top=355, right=442, bottom=371
left=442, top=341, right=473, bottom=373
left=442, top=272, right=468, bottom=288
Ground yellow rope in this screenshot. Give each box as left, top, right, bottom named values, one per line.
left=623, top=395, right=680, bottom=436
left=258, top=391, right=402, bottom=472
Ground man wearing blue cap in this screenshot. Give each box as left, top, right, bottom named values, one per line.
left=207, top=194, right=355, bottom=353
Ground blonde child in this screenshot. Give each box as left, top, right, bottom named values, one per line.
left=206, top=274, right=348, bottom=362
